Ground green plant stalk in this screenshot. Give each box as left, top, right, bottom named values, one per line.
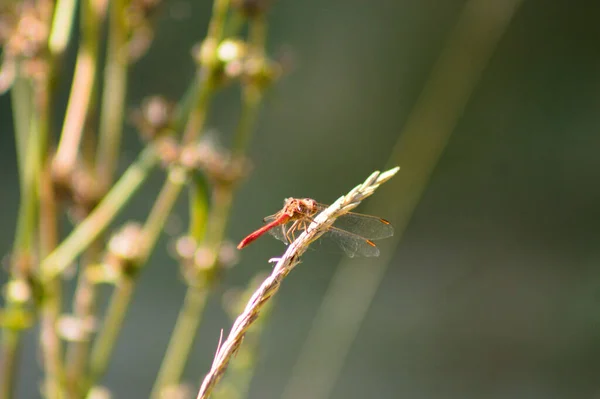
left=39, top=283, right=66, bottom=399
left=181, top=0, right=230, bottom=145
left=1, top=74, right=41, bottom=399
left=10, top=76, right=31, bottom=184
left=207, top=22, right=267, bottom=399
left=150, top=185, right=235, bottom=399
left=149, top=286, right=209, bottom=399
left=38, top=162, right=63, bottom=399
left=41, top=145, right=159, bottom=281
left=65, top=0, right=128, bottom=389
left=207, top=0, right=230, bottom=40
left=65, top=245, right=100, bottom=397
left=150, top=4, right=235, bottom=391
left=96, top=0, right=128, bottom=187
left=86, top=276, right=134, bottom=389
left=181, top=77, right=214, bottom=145
left=87, top=170, right=187, bottom=390
left=49, top=0, right=78, bottom=57
left=13, top=79, right=40, bottom=257
left=53, top=0, right=101, bottom=175
left=35, top=66, right=67, bottom=399
left=153, top=57, right=266, bottom=399
left=0, top=330, right=21, bottom=399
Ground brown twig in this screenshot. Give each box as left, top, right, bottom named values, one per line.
left=196, top=166, right=400, bottom=399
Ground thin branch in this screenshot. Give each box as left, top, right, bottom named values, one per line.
left=196, top=166, right=400, bottom=399
left=96, top=0, right=128, bottom=187
left=86, top=168, right=187, bottom=389
left=40, top=145, right=159, bottom=281
left=53, top=0, right=102, bottom=177
left=0, top=330, right=21, bottom=399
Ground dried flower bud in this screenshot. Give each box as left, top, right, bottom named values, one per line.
left=105, top=223, right=144, bottom=276
left=5, top=279, right=31, bottom=304
left=85, top=262, right=121, bottom=285
left=0, top=2, right=51, bottom=85
left=57, top=314, right=97, bottom=342
left=155, top=136, right=181, bottom=167
left=130, top=96, right=175, bottom=141
left=218, top=241, right=239, bottom=269
left=87, top=386, right=112, bottom=399
left=180, top=136, right=251, bottom=187
left=174, top=236, right=198, bottom=261
left=193, top=38, right=249, bottom=85
left=242, top=55, right=282, bottom=90
left=194, top=246, right=218, bottom=271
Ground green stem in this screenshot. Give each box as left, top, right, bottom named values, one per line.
left=65, top=246, right=100, bottom=397
left=87, top=276, right=134, bottom=386
left=12, top=77, right=39, bottom=257
left=149, top=287, right=208, bottom=399
left=53, top=0, right=101, bottom=176
left=87, top=171, right=186, bottom=390
left=231, top=14, right=266, bottom=157
left=155, top=25, right=267, bottom=396
left=36, top=67, right=66, bottom=398
left=39, top=283, right=66, bottom=399
left=181, top=0, right=230, bottom=144
left=48, top=0, right=78, bottom=57
left=207, top=0, right=231, bottom=44
left=10, top=77, right=31, bottom=185
left=181, top=78, right=214, bottom=144
left=96, top=0, right=128, bottom=187
left=3, top=77, right=40, bottom=399
left=0, top=330, right=21, bottom=399
left=41, top=146, right=159, bottom=281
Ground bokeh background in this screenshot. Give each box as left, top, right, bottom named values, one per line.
left=2, top=0, right=600, bottom=398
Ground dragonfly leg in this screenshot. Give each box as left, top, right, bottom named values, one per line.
left=286, top=220, right=300, bottom=243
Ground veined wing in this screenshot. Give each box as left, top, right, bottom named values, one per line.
left=315, top=203, right=394, bottom=240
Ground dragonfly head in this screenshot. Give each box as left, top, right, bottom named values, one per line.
left=296, top=198, right=318, bottom=214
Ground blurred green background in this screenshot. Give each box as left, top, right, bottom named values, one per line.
left=2, top=0, right=600, bottom=398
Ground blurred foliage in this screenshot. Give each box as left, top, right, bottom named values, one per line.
left=1, top=0, right=600, bottom=398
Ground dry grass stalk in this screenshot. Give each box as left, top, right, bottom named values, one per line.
left=196, top=166, right=400, bottom=399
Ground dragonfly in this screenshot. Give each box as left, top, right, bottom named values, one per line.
left=237, top=198, right=393, bottom=257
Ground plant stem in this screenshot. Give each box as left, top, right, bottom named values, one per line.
left=181, top=0, right=230, bottom=144
left=0, top=330, right=21, bottom=399
left=36, top=64, right=66, bottom=399
left=53, top=0, right=102, bottom=177
left=41, top=145, right=159, bottom=281
left=96, top=0, right=128, bottom=188
left=155, top=51, right=267, bottom=399
left=65, top=245, right=100, bottom=397
left=87, top=170, right=187, bottom=389
left=48, top=0, right=78, bottom=58
left=2, top=73, right=38, bottom=399
left=11, top=76, right=31, bottom=184
left=149, top=286, right=208, bottom=399
left=86, top=276, right=134, bottom=387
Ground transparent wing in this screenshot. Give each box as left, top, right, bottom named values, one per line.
left=322, top=226, right=381, bottom=257
left=264, top=215, right=381, bottom=257
left=267, top=223, right=289, bottom=244
left=315, top=203, right=394, bottom=240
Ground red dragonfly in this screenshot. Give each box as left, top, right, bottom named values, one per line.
left=237, top=198, right=393, bottom=257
